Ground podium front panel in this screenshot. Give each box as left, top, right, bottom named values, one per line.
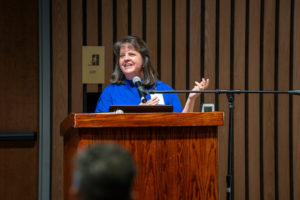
left=61, top=113, right=223, bottom=200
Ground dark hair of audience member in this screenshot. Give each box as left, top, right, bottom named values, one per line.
left=72, top=143, right=136, bottom=200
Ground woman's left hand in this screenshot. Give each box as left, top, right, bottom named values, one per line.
left=188, top=78, right=210, bottom=100
left=139, top=96, right=160, bottom=105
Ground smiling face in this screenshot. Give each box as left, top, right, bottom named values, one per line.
left=119, top=43, right=144, bottom=80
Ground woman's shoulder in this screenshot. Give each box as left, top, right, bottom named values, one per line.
left=103, top=83, right=114, bottom=90
left=155, top=80, right=173, bottom=90
left=102, top=83, right=125, bottom=92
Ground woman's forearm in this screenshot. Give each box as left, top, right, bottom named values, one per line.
left=182, top=96, right=197, bottom=113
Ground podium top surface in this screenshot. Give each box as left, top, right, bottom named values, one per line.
left=61, top=112, right=224, bottom=136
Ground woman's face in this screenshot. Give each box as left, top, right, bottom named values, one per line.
left=119, top=43, right=143, bottom=80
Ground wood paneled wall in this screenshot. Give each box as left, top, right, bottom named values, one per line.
left=52, top=0, right=300, bottom=200
left=0, top=1, right=39, bottom=200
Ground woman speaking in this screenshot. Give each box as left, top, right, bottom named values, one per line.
left=95, top=36, right=209, bottom=113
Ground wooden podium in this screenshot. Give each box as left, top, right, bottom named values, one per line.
left=61, top=112, right=224, bottom=200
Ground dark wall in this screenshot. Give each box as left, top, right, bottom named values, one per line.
left=52, top=0, right=300, bottom=200
left=0, top=1, right=39, bottom=200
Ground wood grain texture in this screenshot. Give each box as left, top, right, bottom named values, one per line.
left=146, top=0, right=157, bottom=71
left=60, top=112, right=224, bottom=135
left=60, top=112, right=76, bottom=137
left=263, top=1, right=276, bottom=199
left=131, top=0, right=143, bottom=38
left=277, top=0, right=291, bottom=199
left=175, top=0, right=187, bottom=105
left=0, top=1, right=38, bottom=199
left=86, top=0, right=99, bottom=93
left=218, top=0, right=231, bottom=199
left=117, top=0, right=128, bottom=40
left=52, top=0, right=69, bottom=199
left=72, top=0, right=83, bottom=112
left=86, top=0, right=98, bottom=45
left=62, top=113, right=222, bottom=200
left=293, top=0, right=300, bottom=199
left=204, top=0, right=216, bottom=105
left=0, top=2, right=39, bottom=131
left=233, top=0, right=246, bottom=199
left=102, top=0, right=114, bottom=88
left=248, top=0, right=261, bottom=199
left=189, top=0, right=201, bottom=112
left=64, top=130, right=80, bottom=200
left=160, top=0, right=173, bottom=86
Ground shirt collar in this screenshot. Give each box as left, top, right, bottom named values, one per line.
left=125, top=79, right=135, bottom=87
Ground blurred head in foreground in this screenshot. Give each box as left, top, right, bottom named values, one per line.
left=72, top=143, right=136, bottom=200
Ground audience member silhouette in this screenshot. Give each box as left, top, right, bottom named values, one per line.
left=72, top=143, right=136, bottom=200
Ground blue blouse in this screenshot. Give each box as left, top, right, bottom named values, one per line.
left=95, top=79, right=183, bottom=112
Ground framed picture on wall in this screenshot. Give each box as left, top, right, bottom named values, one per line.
left=82, top=46, right=105, bottom=84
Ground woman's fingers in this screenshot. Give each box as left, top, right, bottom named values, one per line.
left=195, top=78, right=209, bottom=90
left=188, top=78, right=209, bottom=100
left=140, top=96, right=159, bottom=105
left=147, top=97, right=159, bottom=105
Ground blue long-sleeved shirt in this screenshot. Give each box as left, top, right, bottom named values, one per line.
left=95, top=79, right=183, bottom=112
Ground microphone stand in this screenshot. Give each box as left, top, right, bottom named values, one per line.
left=145, top=89, right=299, bottom=200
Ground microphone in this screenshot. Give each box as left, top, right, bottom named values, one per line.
left=133, top=76, right=147, bottom=103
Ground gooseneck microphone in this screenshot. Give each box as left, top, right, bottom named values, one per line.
left=133, top=76, right=147, bottom=103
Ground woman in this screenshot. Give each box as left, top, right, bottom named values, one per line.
left=95, top=36, right=209, bottom=113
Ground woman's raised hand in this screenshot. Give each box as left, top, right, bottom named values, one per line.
left=188, top=78, right=210, bottom=100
